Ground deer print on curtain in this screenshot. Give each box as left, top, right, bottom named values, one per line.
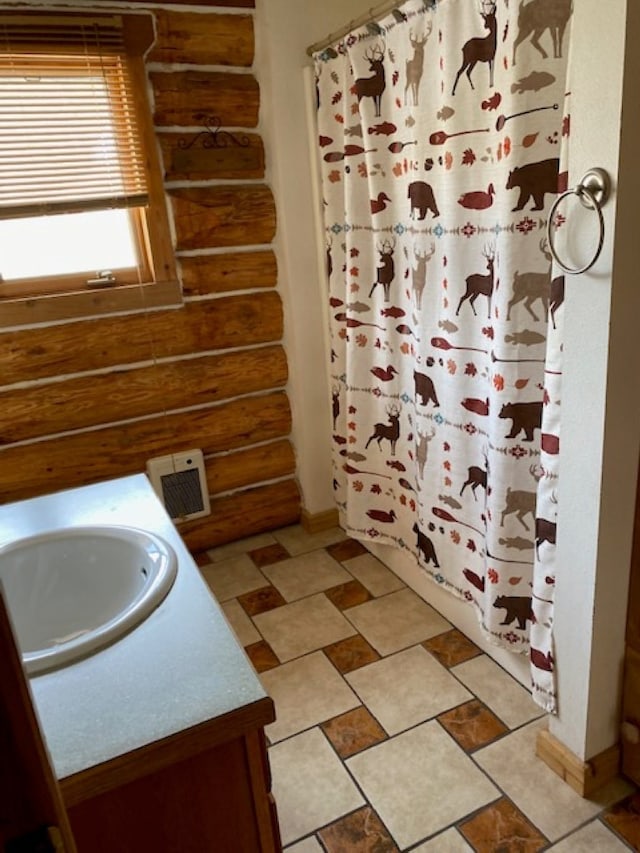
left=314, top=0, right=571, bottom=712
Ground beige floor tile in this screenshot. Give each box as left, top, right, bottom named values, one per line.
left=200, top=554, right=267, bottom=602
left=346, top=720, right=498, bottom=849
left=220, top=598, right=260, bottom=647
left=452, top=654, right=544, bottom=729
left=346, top=645, right=471, bottom=735
left=548, top=820, right=631, bottom=851
left=253, top=593, right=356, bottom=662
left=343, top=552, right=405, bottom=597
left=273, top=524, right=347, bottom=556
left=260, top=651, right=360, bottom=743
left=261, top=550, right=352, bottom=602
left=345, top=588, right=451, bottom=656
left=269, top=728, right=365, bottom=847
left=412, top=828, right=474, bottom=851
left=474, top=718, right=633, bottom=841
left=204, top=532, right=277, bottom=562
left=284, top=839, right=324, bottom=853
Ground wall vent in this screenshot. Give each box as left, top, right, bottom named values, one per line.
left=146, top=449, right=210, bottom=522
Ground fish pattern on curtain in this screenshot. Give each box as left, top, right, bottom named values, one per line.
left=314, top=0, right=572, bottom=711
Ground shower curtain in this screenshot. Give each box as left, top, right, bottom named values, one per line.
left=314, top=0, right=571, bottom=711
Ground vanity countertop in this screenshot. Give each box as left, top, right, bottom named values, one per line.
left=0, top=474, right=272, bottom=781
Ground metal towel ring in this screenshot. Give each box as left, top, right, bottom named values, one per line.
left=547, top=168, right=610, bottom=275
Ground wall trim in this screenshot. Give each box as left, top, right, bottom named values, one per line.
left=300, top=507, right=339, bottom=534
left=536, top=728, right=621, bottom=798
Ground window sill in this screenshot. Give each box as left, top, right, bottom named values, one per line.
left=0, top=279, right=183, bottom=329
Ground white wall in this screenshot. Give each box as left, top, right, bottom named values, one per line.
left=549, top=0, right=640, bottom=759
left=257, top=0, right=640, bottom=761
left=256, top=0, right=373, bottom=515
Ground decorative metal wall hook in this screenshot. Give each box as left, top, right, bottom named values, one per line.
left=575, top=168, right=610, bottom=209
left=178, top=114, right=250, bottom=151
left=547, top=167, right=610, bottom=275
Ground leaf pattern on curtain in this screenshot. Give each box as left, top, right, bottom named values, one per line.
left=314, top=0, right=571, bottom=712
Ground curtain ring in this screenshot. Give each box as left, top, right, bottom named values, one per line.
left=547, top=169, right=609, bottom=276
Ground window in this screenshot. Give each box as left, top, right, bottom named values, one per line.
left=0, top=12, right=179, bottom=324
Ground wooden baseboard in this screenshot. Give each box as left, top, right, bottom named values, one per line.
left=300, top=507, right=340, bottom=534
left=536, top=728, right=621, bottom=798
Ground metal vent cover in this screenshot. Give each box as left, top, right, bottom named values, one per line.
left=146, top=450, right=210, bottom=522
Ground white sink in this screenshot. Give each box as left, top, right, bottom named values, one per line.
left=0, top=525, right=177, bottom=675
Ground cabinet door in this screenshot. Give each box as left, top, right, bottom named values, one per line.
left=0, top=585, right=77, bottom=851
left=66, top=734, right=278, bottom=852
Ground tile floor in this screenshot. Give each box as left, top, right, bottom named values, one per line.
left=195, top=525, right=640, bottom=851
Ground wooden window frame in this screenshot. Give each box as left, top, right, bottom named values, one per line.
left=0, top=13, right=180, bottom=328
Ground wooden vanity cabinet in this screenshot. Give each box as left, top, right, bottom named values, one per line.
left=61, top=697, right=281, bottom=853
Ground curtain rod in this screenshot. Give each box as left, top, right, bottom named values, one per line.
left=306, top=0, right=413, bottom=57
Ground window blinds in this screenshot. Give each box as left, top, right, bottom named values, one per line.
left=0, top=14, right=149, bottom=219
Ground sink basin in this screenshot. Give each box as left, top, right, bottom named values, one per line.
left=0, top=525, right=177, bottom=675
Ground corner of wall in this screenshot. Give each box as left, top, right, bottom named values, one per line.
left=252, top=0, right=338, bottom=515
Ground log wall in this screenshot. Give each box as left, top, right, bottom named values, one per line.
left=0, top=0, right=301, bottom=550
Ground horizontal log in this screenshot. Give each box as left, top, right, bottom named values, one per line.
left=148, top=11, right=254, bottom=66
left=158, top=132, right=265, bottom=182
left=0, top=293, right=283, bottom=385
left=180, top=479, right=301, bottom=553
left=0, top=346, right=288, bottom=445
left=171, top=185, right=276, bottom=250
left=205, top=439, right=296, bottom=495
left=0, top=393, right=291, bottom=504
left=151, top=71, right=259, bottom=128
left=179, top=251, right=277, bottom=297
left=129, top=0, right=255, bottom=6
